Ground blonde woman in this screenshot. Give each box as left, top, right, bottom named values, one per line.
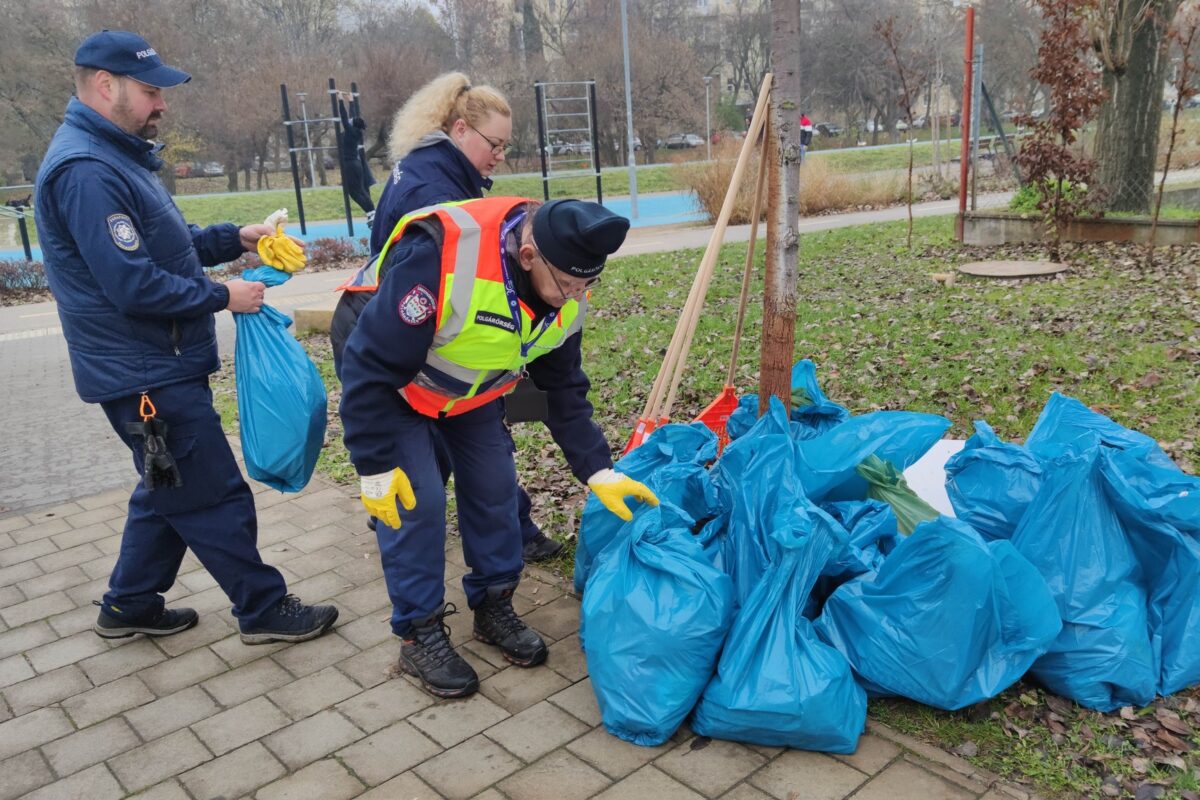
left=333, top=73, right=563, bottom=562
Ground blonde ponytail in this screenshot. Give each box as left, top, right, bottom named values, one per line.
left=388, top=72, right=512, bottom=162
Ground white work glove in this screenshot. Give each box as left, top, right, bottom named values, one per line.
left=359, top=468, right=416, bottom=530
left=263, top=208, right=288, bottom=229
left=587, top=468, right=659, bottom=522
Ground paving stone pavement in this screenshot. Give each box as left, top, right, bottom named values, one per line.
left=0, top=464, right=1046, bottom=800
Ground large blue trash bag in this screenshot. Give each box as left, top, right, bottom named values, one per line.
left=726, top=359, right=849, bottom=442
left=1026, top=392, right=1176, bottom=470
left=581, top=507, right=735, bottom=746
left=1101, top=446, right=1200, bottom=696
left=574, top=423, right=718, bottom=594
left=691, top=504, right=866, bottom=752
left=233, top=267, right=327, bottom=493
left=944, top=421, right=1043, bottom=542
left=1014, top=438, right=1158, bottom=711
left=793, top=410, right=950, bottom=503
left=805, top=500, right=900, bottom=619
left=815, top=516, right=1061, bottom=710
left=707, top=398, right=798, bottom=605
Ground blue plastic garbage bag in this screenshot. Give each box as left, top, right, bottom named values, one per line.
left=692, top=503, right=865, bottom=752
left=233, top=267, right=326, bottom=493
left=575, top=423, right=718, bottom=594
left=1101, top=446, right=1200, bottom=696
left=815, top=516, right=1061, bottom=710
left=726, top=359, right=849, bottom=442
left=707, top=398, right=799, bottom=605
left=793, top=411, right=950, bottom=503
left=1026, top=392, right=1176, bottom=470
left=805, top=500, right=900, bottom=619
left=581, top=507, right=735, bottom=746
left=1014, top=439, right=1158, bottom=711
left=944, top=421, right=1043, bottom=542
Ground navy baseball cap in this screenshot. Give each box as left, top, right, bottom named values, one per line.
left=74, top=30, right=191, bottom=88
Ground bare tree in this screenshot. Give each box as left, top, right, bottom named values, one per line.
left=722, top=0, right=771, bottom=102
left=876, top=16, right=926, bottom=249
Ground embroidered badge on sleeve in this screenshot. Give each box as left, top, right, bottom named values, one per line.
left=107, top=214, right=140, bottom=252
left=398, top=284, right=436, bottom=326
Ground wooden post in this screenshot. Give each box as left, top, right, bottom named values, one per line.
left=759, top=0, right=802, bottom=414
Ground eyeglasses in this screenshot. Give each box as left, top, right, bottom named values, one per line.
left=533, top=247, right=600, bottom=302
left=467, top=123, right=511, bottom=156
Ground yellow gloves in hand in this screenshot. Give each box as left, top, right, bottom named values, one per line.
left=359, top=468, right=416, bottom=530
left=256, top=208, right=307, bottom=273
left=587, top=468, right=659, bottom=522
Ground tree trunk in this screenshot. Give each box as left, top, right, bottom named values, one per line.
left=759, top=0, right=802, bottom=413
left=1095, top=2, right=1176, bottom=212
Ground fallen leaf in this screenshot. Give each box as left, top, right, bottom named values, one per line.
left=1130, top=757, right=1149, bottom=774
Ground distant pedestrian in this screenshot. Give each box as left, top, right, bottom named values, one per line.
left=338, top=96, right=375, bottom=221
left=799, top=113, right=814, bottom=162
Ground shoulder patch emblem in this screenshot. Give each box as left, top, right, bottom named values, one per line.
left=107, top=214, right=140, bottom=252
left=398, top=284, right=436, bottom=326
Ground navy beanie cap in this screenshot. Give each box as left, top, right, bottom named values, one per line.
left=532, top=199, right=630, bottom=278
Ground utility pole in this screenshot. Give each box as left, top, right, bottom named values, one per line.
left=759, top=0, right=802, bottom=413
left=620, top=0, right=638, bottom=218
left=704, top=75, right=713, bottom=161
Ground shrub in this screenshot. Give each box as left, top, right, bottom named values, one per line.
left=0, top=259, right=49, bottom=304
left=307, top=236, right=366, bottom=265
left=1007, top=179, right=1093, bottom=216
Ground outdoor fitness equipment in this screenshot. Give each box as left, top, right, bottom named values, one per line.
left=534, top=80, right=602, bottom=203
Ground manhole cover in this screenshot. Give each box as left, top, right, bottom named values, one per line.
left=957, top=260, right=1069, bottom=277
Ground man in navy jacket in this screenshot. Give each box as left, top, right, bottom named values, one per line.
left=35, top=30, right=337, bottom=644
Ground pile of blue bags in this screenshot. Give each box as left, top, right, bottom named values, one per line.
left=233, top=266, right=327, bottom=493
left=577, top=362, right=1199, bottom=752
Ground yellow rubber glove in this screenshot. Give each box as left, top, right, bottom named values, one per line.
left=256, top=208, right=307, bottom=273
left=359, top=468, right=416, bottom=529
left=587, top=468, right=659, bottom=522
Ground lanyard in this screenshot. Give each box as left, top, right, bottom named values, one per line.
left=499, top=212, right=558, bottom=360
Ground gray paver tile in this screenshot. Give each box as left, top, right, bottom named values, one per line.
left=409, top=692, right=511, bottom=748
left=520, top=595, right=580, bottom=642
left=63, top=505, right=124, bottom=530
left=485, top=699, right=590, bottom=762
left=35, top=543, right=103, bottom=574
left=125, top=778, right=190, bottom=800
left=270, top=632, right=358, bottom=678
left=356, top=770, right=441, bottom=800
left=0, top=585, right=24, bottom=609
left=336, top=720, right=443, bottom=786
left=176, top=568, right=220, bottom=594
left=0, top=561, right=42, bottom=589
left=25, top=629, right=113, bottom=673
left=26, top=503, right=87, bottom=523
left=478, top=662, right=570, bottom=714
left=332, top=554, right=384, bottom=585
left=42, top=716, right=140, bottom=776
left=0, top=653, right=34, bottom=689
left=901, top=754, right=992, bottom=795
left=499, top=749, right=613, bottom=800
left=749, top=750, right=868, bottom=800
left=16, top=565, right=88, bottom=600
left=209, top=632, right=289, bottom=669
left=0, top=540, right=58, bottom=567
left=255, top=757, right=365, bottom=800
left=153, top=614, right=234, bottom=657
left=60, top=674, right=154, bottom=728
left=107, top=728, right=213, bottom=794
left=546, top=633, right=587, bottom=682
left=78, top=637, right=166, bottom=685
left=335, top=675, right=434, bottom=733
left=0, top=591, right=74, bottom=628
left=76, top=490, right=129, bottom=511
left=289, top=524, right=350, bottom=554
left=3, top=664, right=91, bottom=716
left=591, top=764, right=705, bottom=800
left=267, top=666, right=361, bottom=719
left=281, top=547, right=356, bottom=580
left=336, top=640, right=397, bottom=689
left=335, top=610, right=394, bottom=649
left=191, top=695, right=292, bottom=755
left=124, top=685, right=221, bottom=740
left=548, top=678, right=602, bottom=726
left=853, top=759, right=978, bottom=800
left=331, top=577, right=391, bottom=616
left=719, top=784, right=774, bottom=800
left=831, top=732, right=901, bottom=776
left=654, top=738, right=768, bottom=797
left=0, top=622, right=56, bottom=660
left=79, top=555, right=116, bottom=580
left=566, top=727, right=675, bottom=780
left=414, top=734, right=523, bottom=800
left=51, top=523, right=118, bottom=551
left=179, top=741, right=287, bottom=800
left=19, top=762, right=124, bottom=800
left=47, top=604, right=100, bottom=637
left=262, top=708, right=365, bottom=769
left=138, top=646, right=227, bottom=696
left=283, top=570, right=355, bottom=605
left=201, top=655, right=294, bottom=707
left=0, top=750, right=55, bottom=800
left=11, top=520, right=71, bottom=546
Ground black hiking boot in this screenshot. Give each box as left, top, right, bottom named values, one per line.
left=400, top=604, right=479, bottom=699
left=522, top=531, right=564, bottom=563
left=239, top=594, right=339, bottom=645
left=93, top=601, right=198, bottom=639
left=473, top=583, right=548, bottom=667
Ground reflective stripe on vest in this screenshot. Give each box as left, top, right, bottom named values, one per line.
left=335, top=200, right=470, bottom=293
left=391, top=197, right=587, bottom=417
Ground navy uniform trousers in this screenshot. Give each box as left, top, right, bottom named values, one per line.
left=377, top=397, right=524, bottom=636
left=99, top=379, right=287, bottom=627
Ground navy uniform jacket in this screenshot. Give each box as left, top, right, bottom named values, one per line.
left=368, top=136, right=491, bottom=256
left=34, top=98, right=244, bottom=403
left=340, top=223, right=613, bottom=483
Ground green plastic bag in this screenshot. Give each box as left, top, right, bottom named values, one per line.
left=856, top=455, right=939, bottom=535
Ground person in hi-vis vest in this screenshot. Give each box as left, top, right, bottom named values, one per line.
left=338, top=197, right=658, bottom=698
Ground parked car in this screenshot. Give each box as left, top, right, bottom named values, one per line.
left=816, top=122, right=843, bottom=137
left=558, top=141, right=592, bottom=156
left=201, top=161, right=224, bottom=176
left=173, top=163, right=194, bottom=178
left=665, top=133, right=704, bottom=149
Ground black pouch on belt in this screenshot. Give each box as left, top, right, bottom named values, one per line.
left=503, top=377, right=549, bottom=424
left=125, top=418, right=184, bottom=490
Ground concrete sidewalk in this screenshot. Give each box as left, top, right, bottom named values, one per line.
left=0, top=464, right=1041, bottom=800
